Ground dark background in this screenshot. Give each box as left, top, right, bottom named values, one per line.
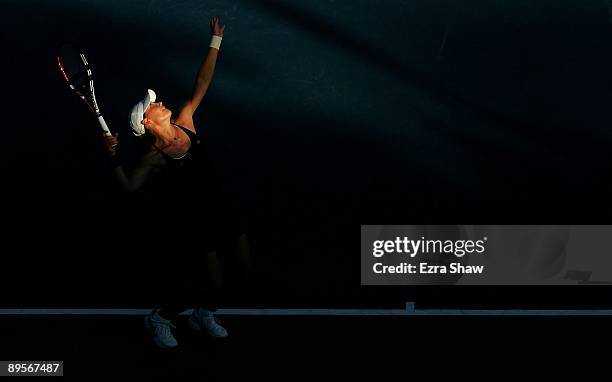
left=2, top=0, right=612, bottom=309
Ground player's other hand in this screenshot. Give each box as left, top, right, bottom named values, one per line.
left=211, top=17, right=225, bottom=37
left=103, top=132, right=119, bottom=156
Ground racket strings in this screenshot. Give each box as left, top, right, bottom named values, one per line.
left=57, top=44, right=104, bottom=117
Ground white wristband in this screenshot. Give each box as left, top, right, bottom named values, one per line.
left=210, top=35, right=222, bottom=50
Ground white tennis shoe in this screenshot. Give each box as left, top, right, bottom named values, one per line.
left=144, top=310, right=178, bottom=349
left=188, top=308, right=228, bottom=338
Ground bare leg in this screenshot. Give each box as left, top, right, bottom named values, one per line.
left=236, top=233, right=253, bottom=272
left=205, top=251, right=223, bottom=290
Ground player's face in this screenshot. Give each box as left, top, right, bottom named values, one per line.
left=144, top=102, right=172, bottom=124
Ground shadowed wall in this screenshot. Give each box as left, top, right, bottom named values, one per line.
left=2, top=0, right=612, bottom=308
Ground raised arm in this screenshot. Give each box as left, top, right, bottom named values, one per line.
left=175, top=17, right=225, bottom=128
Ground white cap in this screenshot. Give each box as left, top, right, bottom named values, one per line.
left=129, top=89, right=156, bottom=136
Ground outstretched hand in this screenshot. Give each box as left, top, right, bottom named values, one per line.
left=211, top=17, right=225, bottom=37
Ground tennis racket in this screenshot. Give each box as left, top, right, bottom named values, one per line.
left=57, top=43, right=112, bottom=137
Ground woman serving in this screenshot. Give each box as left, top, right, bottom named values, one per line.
left=104, top=17, right=251, bottom=350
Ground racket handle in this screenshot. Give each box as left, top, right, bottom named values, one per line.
left=97, top=115, right=112, bottom=137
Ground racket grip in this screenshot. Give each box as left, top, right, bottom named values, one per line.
left=97, top=115, right=112, bottom=137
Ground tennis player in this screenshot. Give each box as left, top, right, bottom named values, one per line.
left=104, top=17, right=251, bottom=349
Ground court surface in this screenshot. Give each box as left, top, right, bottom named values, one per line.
left=1, top=311, right=611, bottom=378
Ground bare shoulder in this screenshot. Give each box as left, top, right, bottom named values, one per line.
left=173, top=101, right=197, bottom=134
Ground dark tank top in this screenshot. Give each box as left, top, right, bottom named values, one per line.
left=146, top=122, right=215, bottom=196
left=152, top=123, right=201, bottom=169
left=132, top=122, right=217, bottom=221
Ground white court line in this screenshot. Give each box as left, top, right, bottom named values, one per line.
left=1, top=303, right=612, bottom=316
left=0, top=309, right=407, bottom=316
